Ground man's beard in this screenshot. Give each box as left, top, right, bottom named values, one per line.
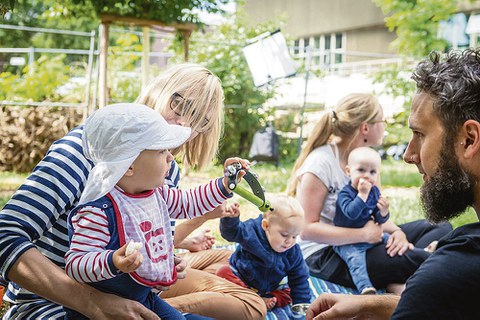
left=420, top=143, right=475, bottom=223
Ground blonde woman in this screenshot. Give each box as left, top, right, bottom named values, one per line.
left=289, top=93, right=452, bottom=294
left=0, top=63, right=265, bottom=319
left=136, top=64, right=264, bottom=319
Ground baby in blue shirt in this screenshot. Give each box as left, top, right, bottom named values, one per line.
left=334, top=147, right=389, bottom=294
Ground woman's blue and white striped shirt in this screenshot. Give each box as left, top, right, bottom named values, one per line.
left=0, top=126, right=181, bottom=319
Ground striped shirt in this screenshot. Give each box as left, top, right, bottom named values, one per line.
left=0, top=126, right=183, bottom=319
left=65, top=180, right=228, bottom=284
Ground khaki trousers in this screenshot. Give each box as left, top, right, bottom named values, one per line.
left=162, top=250, right=266, bottom=320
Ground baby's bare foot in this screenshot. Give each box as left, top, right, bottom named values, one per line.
left=262, top=297, right=277, bottom=310
left=424, top=240, right=438, bottom=253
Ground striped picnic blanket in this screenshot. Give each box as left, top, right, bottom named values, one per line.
left=265, top=276, right=358, bottom=320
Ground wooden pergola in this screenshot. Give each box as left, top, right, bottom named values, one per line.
left=98, top=14, right=197, bottom=108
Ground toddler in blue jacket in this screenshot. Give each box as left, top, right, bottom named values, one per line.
left=216, top=195, right=311, bottom=310
left=334, top=146, right=390, bottom=294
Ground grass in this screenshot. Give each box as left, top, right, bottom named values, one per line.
left=0, top=172, right=27, bottom=209
left=0, top=160, right=478, bottom=245
left=0, top=159, right=478, bottom=315
left=381, top=159, right=423, bottom=187
left=179, top=160, right=478, bottom=244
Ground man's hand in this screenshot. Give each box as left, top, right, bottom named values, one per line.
left=174, top=255, right=187, bottom=280
left=306, top=293, right=398, bottom=320
left=86, top=287, right=160, bottom=320
left=307, top=293, right=366, bottom=320
left=152, top=255, right=188, bottom=292
left=184, top=228, right=216, bottom=252
left=386, top=228, right=414, bottom=257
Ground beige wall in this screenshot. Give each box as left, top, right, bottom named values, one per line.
left=244, top=0, right=387, bottom=36
left=243, top=0, right=396, bottom=55
left=346, top=28, right=397, bottom=56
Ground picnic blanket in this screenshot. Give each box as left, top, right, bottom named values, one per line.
left=265, top=276, right=358, bottom=320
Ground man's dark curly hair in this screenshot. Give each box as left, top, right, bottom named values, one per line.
left=412, top=49, right=480, bottom=143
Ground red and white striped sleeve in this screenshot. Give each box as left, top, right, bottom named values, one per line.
left=161, top=178, right=232, bottom=220
left=65, top=206, right=117, bottom=283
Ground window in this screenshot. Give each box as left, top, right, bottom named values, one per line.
left=293, top=32, right=345, bottom=67
left=335, top=33, right=343, bottom=63
left=324, top=35, right=331, bottom=64
left=294, top=39, right=300, bottom=54
left=314, top=36, right=321, bottom=65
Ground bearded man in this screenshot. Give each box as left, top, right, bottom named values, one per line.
left=306, top=49, right=480, bottom=320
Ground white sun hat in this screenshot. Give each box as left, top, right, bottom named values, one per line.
left=79, top=103, right=191, bottom=205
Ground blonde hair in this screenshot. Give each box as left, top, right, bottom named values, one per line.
left=136, top=63, right=224, bottom=169
left=264, top=194, right=304, bottom=224
left=288, top=93, right=381, bottom=196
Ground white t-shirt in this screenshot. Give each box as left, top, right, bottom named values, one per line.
left=295, top=143, right=349, bottom=259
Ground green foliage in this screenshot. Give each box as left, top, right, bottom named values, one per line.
left=450, top=208, right=478, bottom=229
left=170, top=7, right=281, bottom=161
left=70, top=0, right=230, bottom=24
left=383, top=118, right=413, bottom=147
left=0, top=72, right=18, bottom=100
left=1, top=0, right=233, bottom=57
left=0, top=0, right=15, bottom=17
left=381, top=159, right=422, bottom=187
left=372, top=62, right=417, bottom=146
left=1, top=0, right=98, bottom=50
left=371, top=0, right=466, bottom=146
left=107, top=33, right=143, bottom=103
left=372, top=0, right=458, bottom=58
left=0, top=54, right=69, bottom=101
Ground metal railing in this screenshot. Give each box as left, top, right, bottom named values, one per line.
left=0, top=24, right=96, bottom=112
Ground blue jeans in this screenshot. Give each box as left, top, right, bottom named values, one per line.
left=65, top=290, right=213, bottom=320
left=333, top=233, right=389, bottom=292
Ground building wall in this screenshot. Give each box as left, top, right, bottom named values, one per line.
left=346, top=28, right=397, bottom=58
left=243, top=0, right=396, bottom=56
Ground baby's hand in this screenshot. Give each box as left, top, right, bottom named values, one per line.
left=125, top=240, right=142, bottom=256
left=377, top=195, right=389, bottom=216
left=357, top=178, right=372, bottom=199
left=225, top=202, right=241, bottom=218
left=223, top=157, right=251, bottom=191
left=113, top=240, right=144, bottom=273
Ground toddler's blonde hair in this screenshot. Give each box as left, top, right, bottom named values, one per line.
left=264, top=194, right=304, bottom=224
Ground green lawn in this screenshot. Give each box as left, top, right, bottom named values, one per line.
left=177, top=160, right=478, bottom=243
left=0, top=160, right=478, bottom=244
left=0, top=159, right=478, bottom=315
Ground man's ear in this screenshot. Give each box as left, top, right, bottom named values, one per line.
left=461, top=120, right=480, bottom=159
left=261, top=218, right=269, bottom=231
left=124, top=165, right=135, bottom=177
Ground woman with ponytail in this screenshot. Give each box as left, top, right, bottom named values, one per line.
left=289, top=93, right=451, bottom=294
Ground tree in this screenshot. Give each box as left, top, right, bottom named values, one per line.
left=169, top=7, right=282, bottom=161
left=0, top=0, right=98, bottom=51
left=1, top=0, right=14, bottom=17
left=371, top=0, right=467, bottom=146
left=1, top=0, right=233, bottom=49
left=72, top=0, right=230, bottom=25
left=373, top=0, right=458, bottom=58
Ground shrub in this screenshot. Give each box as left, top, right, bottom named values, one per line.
left=0, top=106, right=83, bottom=173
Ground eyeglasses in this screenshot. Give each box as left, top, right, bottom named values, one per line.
left=169, top=92, right=188, bottom=117
left=370, top=119, right=387, bottom=125
left=194, top=114, right=210, bottom=133
left=169, top=92, right=210, bottom=133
